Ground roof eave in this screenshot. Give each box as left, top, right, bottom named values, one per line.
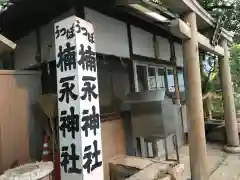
left=160, top=0, right=233, bottom=43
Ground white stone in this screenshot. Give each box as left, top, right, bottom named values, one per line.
left=167, top=164, right=184, bottom=180
left=0, top=161, right=53, bottom=180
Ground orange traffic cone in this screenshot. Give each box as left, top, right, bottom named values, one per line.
left=42, top=135, right=51, bottom=162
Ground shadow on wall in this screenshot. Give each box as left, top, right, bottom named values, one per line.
left=0, top=70, right=42, bottom=172
left=32, top=103, right=49, bottom=160
left=12, top=71, right=43, bottom=161
left=13, top=71, right=43, bottom=161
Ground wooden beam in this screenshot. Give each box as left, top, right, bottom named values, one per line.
left=198, top=33, right=224, bottom=57
left=0, top=34, right=16, bottom=55
left=161, top=0, right=233, bottom=42
left=170, top=18, right=224, bottom=57
left=170, top=19, right=191, bottom=40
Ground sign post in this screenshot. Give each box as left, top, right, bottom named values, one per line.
left=54, top=16, right=103, bottom=180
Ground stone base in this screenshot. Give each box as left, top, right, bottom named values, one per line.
left=223, top=145, right=240, bottom=153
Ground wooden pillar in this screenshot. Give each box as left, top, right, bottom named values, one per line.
left=182, top=12, right=208, bottom=180
left=219, top=39, right=240, bottom=148
left=173, top=68, right=181, bottom=105
left=169, top=37, right=181, bottom=105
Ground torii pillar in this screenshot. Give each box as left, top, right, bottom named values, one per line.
left=182, top=12, right=209, bottom=180
left=219, top=39, right=240, bottom=153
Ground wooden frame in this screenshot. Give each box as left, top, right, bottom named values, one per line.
left=160, top=0, right=233, bottom=42
left=0, top=34, right=16, bottom=55
left=133, top=60, right=176, bottom=94
left=170, top=18, right=225, bottom=57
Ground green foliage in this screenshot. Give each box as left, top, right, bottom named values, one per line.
left=0, top=0, right=8, bottom=5
left=0, top=0, right=12, bottom=13
left=199, top=0, right=240, bottom=112
left=200, top=0, right=240, bottom=42
left=230, top=44, right=240, bottom=85
left=201, top=0, right=221, bottom=8
left=230, top=44, right=240, bottom=109
left=212, top=94, right=224, bottom=113
left=200, top=53, right=218, bottom=94
left=211, top=44, right=240, bottom=112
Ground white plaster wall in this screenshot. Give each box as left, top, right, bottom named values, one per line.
left=14, top=9, right=75, bottom=69
left=131, top=25, right=155, bottom=58
left=156, top=36, right=170, bottom=61
left=84, top=7, right=129, bottom=58
left=40, top=22, right=55, bottom=62
left=14, top=31, right=37, bottom=69
left=175, top=43, right=184, bottom=67
left=40, top=9, right=75, bottom=62
left=14, top=8, right=130, bottom=69
left=13, top=7, right=183, bottom=70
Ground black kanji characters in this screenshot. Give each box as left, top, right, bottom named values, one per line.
left=75, top=20, right=81, bottom=33
left=67, top=24, right=75, bottom=39
left=56, top=19, right=102, bottom=177
left=83, top=140, right=102, bottom=173
left=55, top=21, right=95, bottom=43
left=55, top=25, right=66, bottom=39
left=57, top=42, right=76, bottom=72
left=81, top=105, right=100, bottom=137
left=55, top=24, right=75, bottom=40
left=55, top=25, right=60, bottom=38
left=61, top=144, right=82, bottom=174
left=81, top=76, right=98, bottom=102
left=78, top=44, right=96, bottom=72
left=59, top=106, right=79, bottom=139
left=75, top=20, right=95, bottom=43
left=59, top=76, right=78, bottom=104
left=57, top=43, right=97, bottom=73
left=87, top=33, right=95, bottom=44
left=80, top=26, right=88, bottom=36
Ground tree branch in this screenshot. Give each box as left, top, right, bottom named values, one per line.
left=205, top=5, right=234, bottom=11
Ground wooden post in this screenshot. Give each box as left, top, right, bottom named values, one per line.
left=182, top=12, right=209, bottom=180
left=54, top=16, right=104, bottom=180
left=219, top=39, right=240, bottom=151
left=169, top=38, right=181, bottom=105
left=173, top=68, right=181, bottom=105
